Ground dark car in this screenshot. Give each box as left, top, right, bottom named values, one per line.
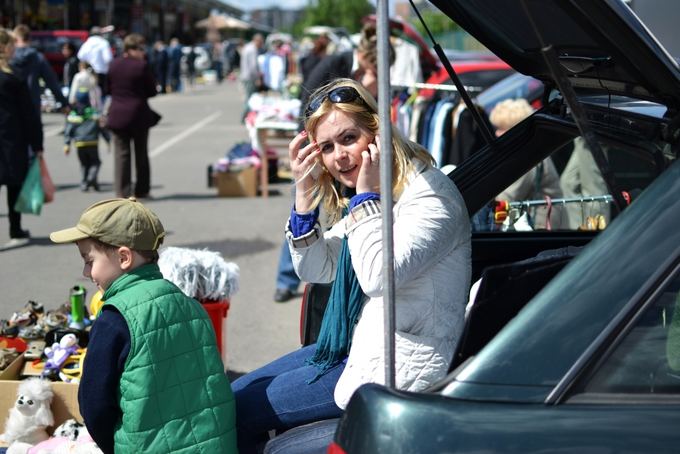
left=330, top=0, right=680, bottom=452
left=31, top=30, right=88, bottom=78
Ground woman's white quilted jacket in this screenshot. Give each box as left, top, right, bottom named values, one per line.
left=288, top=160, right=471, bottom=409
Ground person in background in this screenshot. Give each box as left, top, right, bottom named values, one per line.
left=300, top=23, right=392, bottom=112
left=490, top=98, right=565, bottom=230
left=185, top=45, right=197, bottom=87
left=77, top=26, right=113, bottom=98
left=61, top=41, right=79, bottom=98
left=150, top=40, right=168, bottom=94
left=64, top=62, right=109, bottom=192
left=233, top=78, right=471, bottom=453
left=239, top=33, right=264, bottom=122
left=10, top=24, right=69, bottom=116
left=166, top=37, right=182, bottom=92
left=211, top=40, right=225, bottom=83
left=273, top=241, right=302, bottom=302
left=50, top=197, right=237, bottom=453
left=0, top=28, right=43, bottom=245
left=68, top=61, right=102, bottom=110
left=299, top=34, right=329, bottom=84
left=106, top=33, right=160, bottom=199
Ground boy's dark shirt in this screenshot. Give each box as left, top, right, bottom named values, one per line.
left=79, top=306, right=130, bottom=454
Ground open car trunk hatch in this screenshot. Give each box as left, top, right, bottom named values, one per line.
left=427, top=0, right=680, bottom=110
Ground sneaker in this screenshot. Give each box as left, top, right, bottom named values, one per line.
left=273, top=288, right=296, bottom=303
left=2, top=237, right=30, bottom=250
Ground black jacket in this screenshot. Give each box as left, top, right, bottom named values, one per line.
left=300, top=51, right=354, bottom=115
left=0, top=70, right=43, bottom=186
left=11, top=46, right=68, bottom=113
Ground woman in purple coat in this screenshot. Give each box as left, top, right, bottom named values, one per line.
left=106, top=33, right=160, bottom=198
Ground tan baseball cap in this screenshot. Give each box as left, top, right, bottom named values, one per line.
left=50, top=197, right=165, bottom=250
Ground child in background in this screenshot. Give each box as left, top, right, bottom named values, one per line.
left=64, top=85, right=108, bottom=191
left=50, top=198, right=237, bottom=454
left=69, top=60, right=101, bottom=109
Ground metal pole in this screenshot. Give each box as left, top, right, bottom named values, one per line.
left=376, top=0, right=396, bottom=389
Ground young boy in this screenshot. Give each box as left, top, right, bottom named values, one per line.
left=50, top=198, right=237, bottom=454
left=64, top=77, right=108, bottom=192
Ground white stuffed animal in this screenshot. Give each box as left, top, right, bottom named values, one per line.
left=0, top=378, right=54, bottom=454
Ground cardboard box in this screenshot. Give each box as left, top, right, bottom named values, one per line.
left=0, top=354, right=81, bottom=445
left=214, top=166, right=257, bottom=197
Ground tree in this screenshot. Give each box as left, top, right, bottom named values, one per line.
left=409, top=10, right=460, bottom=38
left=299, top=0, right=374, bottom=34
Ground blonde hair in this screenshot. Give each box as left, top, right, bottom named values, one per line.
left=0, top=28, right=14, bottom=74
left=489, top=98, right=534, bottom=132
left=304, top=78, right=434, bottom=224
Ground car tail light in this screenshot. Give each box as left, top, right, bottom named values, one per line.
left=327, top=441, right=347, bottom=454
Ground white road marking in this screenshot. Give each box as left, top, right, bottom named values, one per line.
left=45, top=125, right=63, bottom=137
left=149, top=110, right=222, bottom=158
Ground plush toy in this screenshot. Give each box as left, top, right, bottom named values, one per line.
left=26, top=419, right=103, bottom=454
left=42, top=334, right=79, bottom=379
left=0, top=378, right=54, bottom=454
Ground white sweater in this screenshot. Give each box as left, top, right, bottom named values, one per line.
left=288, top=160, right=471, bottom=408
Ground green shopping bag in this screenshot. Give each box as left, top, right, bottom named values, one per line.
left=14, top=158, right=44, bottom=215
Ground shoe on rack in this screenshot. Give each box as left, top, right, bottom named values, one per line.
left=273, top=288, right=296, bottom=303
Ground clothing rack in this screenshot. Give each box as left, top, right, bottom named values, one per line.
left=507, top=194, right=613, bottom=209
left=391, top=82, right=484, bottom=94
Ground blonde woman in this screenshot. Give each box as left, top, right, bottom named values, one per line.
left=233, top=78, right=471, bottom=453
left=0, top=28, right=43, bottom=243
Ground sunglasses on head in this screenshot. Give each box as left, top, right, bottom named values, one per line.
left=304, top=86, right=368, bottom=119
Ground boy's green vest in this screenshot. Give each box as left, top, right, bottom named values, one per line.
left=102, top=264, right=237, bottom=453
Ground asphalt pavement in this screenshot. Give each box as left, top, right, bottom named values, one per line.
left=0, top=79, right=302, bottom=375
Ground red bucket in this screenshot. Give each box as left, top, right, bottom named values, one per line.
left=200, top=299, right=230, bottom=355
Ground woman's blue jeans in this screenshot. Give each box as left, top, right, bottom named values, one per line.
left=231, top=344, right=345, bottom=454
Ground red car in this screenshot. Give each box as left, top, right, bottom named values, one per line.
left=31, top=30, right=88, bottom=78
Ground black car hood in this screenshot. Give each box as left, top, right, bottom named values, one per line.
left=428, top=0, right=680, bottom=110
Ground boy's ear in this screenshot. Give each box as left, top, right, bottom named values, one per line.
left=117, top=246, right=134, bottom=270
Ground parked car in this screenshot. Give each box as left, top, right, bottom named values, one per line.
left=31, top=30, right=88, bottom=78
left=329, top=0, right=680, bottom=452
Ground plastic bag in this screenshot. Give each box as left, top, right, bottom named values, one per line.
left=14, top=158, right=44, bottom=215
left=40, top=157, right=56, bottom=203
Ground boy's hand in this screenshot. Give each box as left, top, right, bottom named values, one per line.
left=63, top=145, right=70, bottom=155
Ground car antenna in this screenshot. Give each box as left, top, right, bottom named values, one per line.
left=407, top=0, right=495, bottom=148
left=518, top=0, right=625, bottom=213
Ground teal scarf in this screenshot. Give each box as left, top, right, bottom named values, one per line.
left=306, top=232, right=366, bottom=383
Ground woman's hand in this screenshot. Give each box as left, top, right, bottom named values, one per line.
left=356, top=134, right=381, bottom=194
left=289, top=130, right=321, bottom=212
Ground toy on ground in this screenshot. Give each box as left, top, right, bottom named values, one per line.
left=0, top=377, right=54, bottom=454
left=88, top=290, right=104, bottom=319
left=68, top=286, right=87, bottom=330
left=42, top=334, right=79, bottom=379
left=28, top=418, right=103, bottom=453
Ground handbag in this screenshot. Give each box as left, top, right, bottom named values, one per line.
left=40, top=157, right=56, bottom=203
left=14, top=158, right=44, bottom=215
